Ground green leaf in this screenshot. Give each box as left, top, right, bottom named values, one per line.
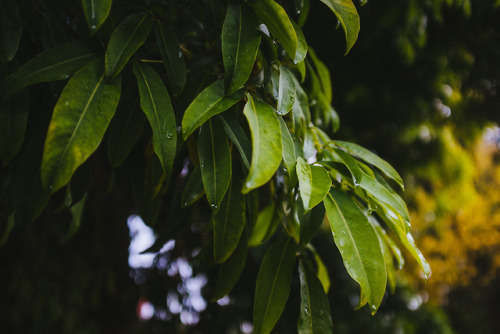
left=41, top=58, right=121, bottom=192
left=0, top=89, right=29, bottom=166
left=376, top=206, right=431, bottom=279
left=107, top=90, right=145, bottom=167
left=219, top=112, right=252, bottom=169
left=299, top=202, right=326, bottom=246
left=105, top=13, right=152, bottom=79
left=242, top=94, right=282, bottom=193
left=277, top=65, right=296, bottom=116
left=311, top=248, right=331, bottom=293
left=181, top=165, right=205, bottom=208
left=222, top=1, right=261, bottom=95
left=211, top=232, right=248, bottom=301
left=198, top=118, right=232, bottom=211
left=308, top=48, right=331, bottom=102
left=298, top=260, right=333, bottom=334
left=250, top=0, right=298, bottom=63
left=359, top=171, right=410, bottom=232
left=3, top=41, right=101, bottom=95
left=133, top=62, right=177, bottom=178
left=213, top=178, right=245, bottom=263
left=248, top=202, right=275, bottom=246
left=182, top=80, right=245, bottom=139
left=81, top=0, right=112, bottom=32
left=254, top=237, right=296, bottom=334
left=332, top=147, right=362, bottom=185
left=297, top=157, right=331, bottom=211
left=154, top=21, right=186, bottom=96
left=333, top=140, right=405, bottom=190
left=67, top=194, right=87, bottom=238
left=323, top=188, right=387, bottom=313
left=291, top=19, right=308, bottom=64
left=319, top=0, right=360, bottom=54
left=372, top=217, right=397, bottom=293
left=0, top=0, right=22, bottom=62
left=279, top=117, right=297, bottom=185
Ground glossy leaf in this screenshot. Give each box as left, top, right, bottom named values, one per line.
left=107, top=91, right=145, bottom=167
left=291, top=19, right=308, bottom=64
left=182, top=80, right=245, bottom=139
left=372, top=217, right=397, bottom=293
left=297, top=157, right=331, bottom=211
left=319, top=0, right=360, bottom=54
left=0, top=89, right=29, bottom=166
left=250, top=0, right=298, bottom=63
left=279, top=117, right=297, bottom=185
left=299, top=202, right=326, bottom=246
left=181, top=165, right=205, bottom=208
left=323, top=188, right=387, bottom=312
left=312, top=248, right=331, bottom=293
left=213, top=179, right=245, bottom=263
left=333, top=140, right=405, bottom=190
left=133, top=62, right=177, bottom=177
left=359, top=171, right=410, bottom=232
left=222, top=1, right=261, bottom=95
left=105, top=13, right=152, bottom=79
left=332, top=147, right=362, bottom=185
left=248, top=202, right=275, bottom=247
left=81, top=0, right=112, bottom=32
left=41, top=58, right=121, bottom=192
left=154, top=21, right=186, bottom=96
left=254, top=238, right=296, bottom=334
left=211, top=233, right=248, bottom=301
left=0, top=0, right=22, bottom=62
left=198, top=118, right=232, bottom=211
left=277, top=65, right=296, bottom=116
left=3, top=41, right=101, bottom=95
left=298, top=260, right=333, bottom=334
left=242, top=94, right=282, bottom=193
left=219, top=112, right=252, bottom=169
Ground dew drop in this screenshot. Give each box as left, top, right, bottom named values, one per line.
left=211, top=204, right=218, bottom=210
left=166, top=132, right=173, bottom=140
left=65, top=101, right=69, bottom=106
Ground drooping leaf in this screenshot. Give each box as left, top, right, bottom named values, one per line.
left=299, top=202, right=326, bottom=246
left=308, top=47, right=331, bottom=102
left=154, top=21, right=186, bottom=96
left=319, top=0, right=360, bottom=54
left=211, top=232, right=248, bottom=301
left=0, top=89, right=29, bottom=166
left=279, top=117, right=297, bottom=185
left=250, top=0, right=298, bottom=63
left=213, top=178, right=245, bottom=263
left=323, top=188, right=387, bottom=313
left=41, top=58, right=121, bottom=192
left=359, top=171, right=410, bottom=232
left=105, top=12, right=152, bottom=79
left=67, top=194, right=87, bottom=238
left=333, top=140, right=405, bottom=190
left=242, top=94, right=282, bottom=193
left=297, top=157, right=331, bottom=211
left=133, top=62, right=177, bottom=178
left=222, top=1, right=261, bottom=95
left=107, top=90, right=145, bottom=167
left=181, top=165, right=205, bottom=208
left=0, top=0, right=22, bottom=62
left=297, top=260, right=333, bottom=334
left=311, top=247, right=331, bottom=293
left=332, top=147, right=362, bottom=185
left=3, top=41, right=101, bottom=95
left=254, top=237, right=296, bottom=334
left=219, top=112, right=252, bottom=169
left=277, top=65, right=296, bottom=116
left=291, top=19, right=308, bottom=64
left=248, top=202, right=275, bottom=246
left=182, top=80, right=245, bottom=139
left=198, top=118, right=232, bottom=211
left=372, top=217, right=397, bottom=293
left=81, top=0, right=113, bottom=32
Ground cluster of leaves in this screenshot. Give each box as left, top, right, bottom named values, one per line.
left=0, top=0, right=429, bottom=332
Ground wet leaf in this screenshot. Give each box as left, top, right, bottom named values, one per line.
left=297, top=157, right=331, bottom=211
left=319, top=0, right=360, bottom=54
left=82, top=0, right=113, bottom=32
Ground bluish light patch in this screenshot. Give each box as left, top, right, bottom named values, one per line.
left=217, top=295, right=231, bottom=306
left=139, top=301, right=155, bottom=320
left=240, top=321, right=253, bottom=334
left=128, top=215, right=156, bottom=268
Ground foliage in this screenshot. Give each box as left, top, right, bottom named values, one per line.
left=0, top=0, right=430, bottom=332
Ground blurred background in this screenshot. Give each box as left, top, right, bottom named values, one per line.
left=1, top=0, right=500, bottom=333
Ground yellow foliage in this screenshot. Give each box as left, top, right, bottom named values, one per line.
left=405, top=126, right=500, bottom=303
